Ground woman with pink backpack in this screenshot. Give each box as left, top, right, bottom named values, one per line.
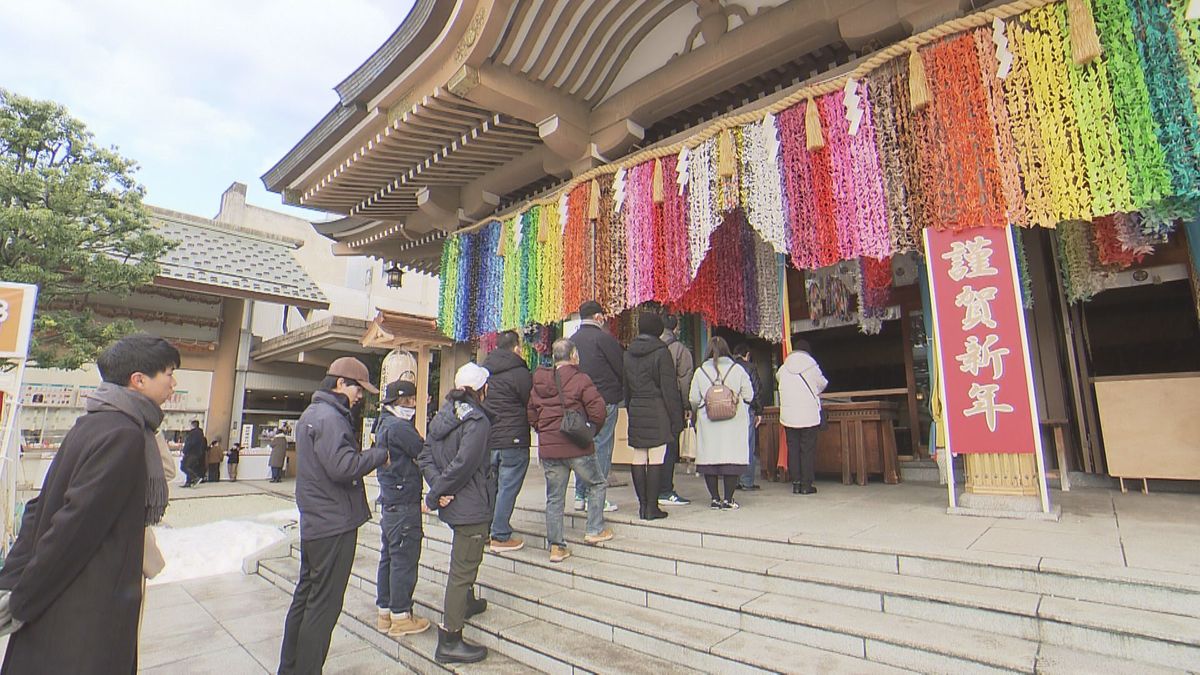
left=688, top=336, right=756, bottom=509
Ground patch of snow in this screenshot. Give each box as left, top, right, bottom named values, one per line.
left=148, top=516, right=289, bottom=586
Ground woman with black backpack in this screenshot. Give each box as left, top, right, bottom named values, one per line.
left=622, top=313, right=684, bottom=520
left=689, top=336, right=756, bottom=509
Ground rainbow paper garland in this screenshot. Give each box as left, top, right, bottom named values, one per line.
left=436, top=0, right=1200, bottom=342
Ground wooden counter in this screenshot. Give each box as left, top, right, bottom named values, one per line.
left=757, top=401, right=901, bottom=485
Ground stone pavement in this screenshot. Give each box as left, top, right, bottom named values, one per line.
left=138, top=572, right=401, bottom=674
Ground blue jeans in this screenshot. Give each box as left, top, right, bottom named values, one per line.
left=739, top=416, right=759, bottom=488
left=544, top=455, right=607, bottom=546
left=577, top=403, right=619, bottom=501
left=490, top=447, right=530, bottom=541
left=376, top=504, right=422, bottom=613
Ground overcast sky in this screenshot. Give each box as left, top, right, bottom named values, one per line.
left=1, top=0, right=416, bottom=220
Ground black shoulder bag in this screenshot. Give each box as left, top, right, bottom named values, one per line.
left=553, top=369, right=595, bottom=448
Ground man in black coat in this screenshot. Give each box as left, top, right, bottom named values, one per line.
left=374, top=379, right=431, bottom=638
left=0, top=333, right=180, bottom=674
left=181, top=419, right=207, bottom=487
left=734, top=343, right=765, bottom=491
left=279, top=357, right=388, bottom=675
left=569, top=300, right=624, bottom=512
left=480, top=330, right=533, bottom=553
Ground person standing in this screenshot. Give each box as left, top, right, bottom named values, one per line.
left=570, top=300, right=623, bottom=513
left=689, top=337, right=756, bottom=509
left=227, top=442, right=241, bottom=481
left=206, top=437, right=224, bottom=482
left=733, top=343, right=765, bottom=491
left=480, top=330, right=533, bottom=554
left=623, top=313, right=684, bottom=520
left=0, top=334, right=179, bottom=674
left=181, top=419, right=206, bottom=487
left=777, top=336, right=829, bottom=495
left=419, top=363, right=493, bottom=665
left=528, top=339, right=614, bottom=563
left=279, top=357, right=389, bottom=674
left=269, top=429, right=288, bottom=482
left=374, top=379, right=432, bottom=638
left=657, top=315, right=694, bottom=506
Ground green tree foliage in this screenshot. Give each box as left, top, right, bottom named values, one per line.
left=0, top=89, right=171, bottom=369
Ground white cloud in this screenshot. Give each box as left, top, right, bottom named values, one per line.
left=0, top=0, right=415, bottom=218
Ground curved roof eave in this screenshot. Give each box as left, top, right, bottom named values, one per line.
left=260, top=0, right=455, bottom=194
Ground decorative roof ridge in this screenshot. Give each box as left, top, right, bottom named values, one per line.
left=147, top=205, right=305, bottom=248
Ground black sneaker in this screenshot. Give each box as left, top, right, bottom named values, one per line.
left=721, top=499, right=740, bottom=510
left=710, top=499, right=723, bottom=510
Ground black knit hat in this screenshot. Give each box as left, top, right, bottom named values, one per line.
left=579, top=300, right=604, bottom=318
left=637, top=312, right=664, bottom=337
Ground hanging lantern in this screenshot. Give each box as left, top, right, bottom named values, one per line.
left=385, top=262, right=405, bottom=288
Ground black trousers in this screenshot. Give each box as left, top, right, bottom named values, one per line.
left=207, top=463, right=220, bottom=482
left=279, top=530, right=357, bottom=675
left=659, top=436, right=679, bottom=495
left=785, top=426, right=818, bottom=489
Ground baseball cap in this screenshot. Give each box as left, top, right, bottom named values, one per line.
left=454, top=362, right=490, bottom=391
left=326, top=357, right=379, bottom=394
left=382, top=379, right=417, bottom=404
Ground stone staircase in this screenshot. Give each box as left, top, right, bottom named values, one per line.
left=255, top=502, right=1200, bottom=674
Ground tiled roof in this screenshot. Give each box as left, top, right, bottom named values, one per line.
left=149, top=207, right=329, bottom=308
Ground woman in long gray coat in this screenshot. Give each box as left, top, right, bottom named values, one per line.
left=689, top=336, right=755, bottom=509
left=269, top=431, right=288, bottom=482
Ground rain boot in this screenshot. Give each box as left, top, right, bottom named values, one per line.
left=435, top=626, right=488, bottom=664
left=630, top=464, right=648, bottom=519
left=644, top=464, right=669, bottom=520
left=466, top=589, right=488, bottom=619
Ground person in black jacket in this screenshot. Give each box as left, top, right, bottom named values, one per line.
left=279, top=357, right=388, bottom=675
left=480, top=331, right=533, bottom=553
left=569, top=300, right=624, bottom=512
left=623, top=313, right=684, bottom=520
left=734, top=343, right=765, bottom=490
left=418, top=362, right=493, bottom=665
left=180, top=420, right=206, bottom=487
left=374, top=379, right=432, bottom=638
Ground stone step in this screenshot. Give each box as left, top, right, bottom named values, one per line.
left=498, top=503, right=1200, bottom=620
left=256, top=555, right=534, bottom=674
left=398, top=520, right=1199, bottom=672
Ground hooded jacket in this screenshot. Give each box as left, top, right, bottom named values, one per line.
left=661, top=330, right=694, bottom=403
left=527, top=364, right=608, bottom=460
left=418, top=391, right=495, bottom=525
left=623, top=334, right=685, bottom=448
left=375, top=408, right=424, bottom=507
left=735, top=356, right=766, bottom=416
left=777, top=351, right=829, bottom=428
left=294, top=390, right=388, bottom=541
left=481, top=348, right=533, bottom=448
left=570, top=322, right=625, bottom=404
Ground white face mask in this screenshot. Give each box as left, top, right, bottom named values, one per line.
left=387, top=404, right=417, bottom=420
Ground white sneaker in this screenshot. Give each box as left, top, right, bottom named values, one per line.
left=573, top=498, right=586, bottom=511
left=603, top=500, right=618, bottom=513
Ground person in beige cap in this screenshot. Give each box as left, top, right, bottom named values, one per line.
left=419, top=362, right=493, bottom=664
left=279, top=357, right=389, bottom=674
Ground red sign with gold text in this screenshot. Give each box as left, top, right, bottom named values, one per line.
left=924, top=227, right=1039, bottom=454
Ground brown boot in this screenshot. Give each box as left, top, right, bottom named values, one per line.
left=549, top=544, right=571, bottom=563
left=376, top=608, right=391, bottom=633
left=388, top=612, right=431, bottom=637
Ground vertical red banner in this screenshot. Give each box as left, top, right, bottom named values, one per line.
left=924, top=226, right=1039, bottom=454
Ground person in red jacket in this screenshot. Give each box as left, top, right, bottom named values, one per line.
left=527, top=338, right=615, bottom=563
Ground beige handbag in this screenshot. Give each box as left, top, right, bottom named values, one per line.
left=679, top=426, right=698, bottom=460
left=144, top=528, right=166, bottom=579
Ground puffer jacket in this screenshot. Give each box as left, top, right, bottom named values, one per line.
left=375, top=408, right=424, bottom=507
left=661, top=330, right=694, bottom=402
left=623, top=334, right=684, bottom=448
left=294, top=390, right=388, bottom=541
left=527, top=364, right=608, bottom=460
left=777, top=350, right=829, bottom=429
left=571, top=322, right=625, bottom=404
left=418, top=391, right=495, bottom=525
left=481, top=348, right=533, bottom=448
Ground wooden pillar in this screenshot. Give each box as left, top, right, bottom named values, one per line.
left=415, top=344, right=431, bottom=437
left=206, top=297, right=244, bottom=447
left=899, top=306, right=924, bottom=458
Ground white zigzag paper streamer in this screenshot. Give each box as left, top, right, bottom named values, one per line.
left=763, top=113, right=780, bottom=163
left=993, top=18, right=1013, bottom=80
left=612, top=167, right=627, bottom=214
left=843, top=78, right=863, bottom=136
left=559, top=192, right=569, bottom=233
left=1188, top=0, right=1199, bottom=21
left=513, top=217, right=524, bottom=247
left=676, top=146, right=691, bottom=195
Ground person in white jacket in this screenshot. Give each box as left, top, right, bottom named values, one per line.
left=776, top=336, right=828, bottom=494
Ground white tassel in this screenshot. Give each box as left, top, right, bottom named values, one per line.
left=843, top=78, right=864, bottom=136
left=992, top=18, right=1013, bottom=80
left=676, top=146, right=691, bottom=195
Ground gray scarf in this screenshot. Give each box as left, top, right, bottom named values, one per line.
left=84, top=383, right=168, bottom=526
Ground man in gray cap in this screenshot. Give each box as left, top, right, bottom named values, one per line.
left=279, top=357, right=389, bottom=674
